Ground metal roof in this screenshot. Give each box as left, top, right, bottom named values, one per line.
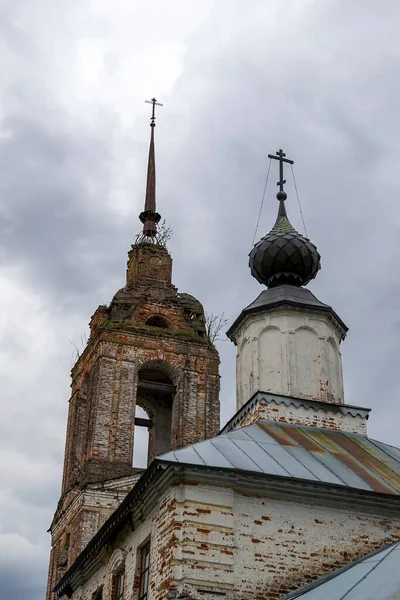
left=226, top=285, right=348, bottom=341
left=160, top=421, right=400, bottom=495
left=281, top=541, right=400, bottom=600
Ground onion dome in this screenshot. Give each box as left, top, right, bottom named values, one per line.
left=249, top=190, right=320, bottom=287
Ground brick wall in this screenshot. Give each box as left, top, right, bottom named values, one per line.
left=65, top=334, right=219, bottom=484
left=235, top=397, right=367, bottom=435
left=47, top=477, right=140, bottom=600
left=61, top=243, right=220, bottom=495
left=47, top=243, right=220, bottom=600
left=69, top=482, right=400, bottom=600
left=67, top=491, right=171, bottom=600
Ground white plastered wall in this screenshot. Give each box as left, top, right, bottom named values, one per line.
left=72, top=482, right=400, bottom=600
left=235, top=308, right=344, bottom=409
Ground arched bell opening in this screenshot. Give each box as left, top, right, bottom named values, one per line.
left=134, top=364, right=176, bottom=465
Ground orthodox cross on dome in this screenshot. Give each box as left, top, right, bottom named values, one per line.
left=138, top=98, right=163, bottom=242
left=249, top=148, right=321, bottom=289
left=268, top=149, right=294, bottom=193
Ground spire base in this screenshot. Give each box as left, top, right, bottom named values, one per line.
left=139, top=210, right=161, bottom=226
left=139, top=209, right=162, bottom=241
left=136, top=97, right=163, bottom=244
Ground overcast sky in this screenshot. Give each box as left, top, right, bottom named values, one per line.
left=2, top=1, right=400, bottom=598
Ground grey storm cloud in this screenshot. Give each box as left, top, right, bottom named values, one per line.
left=2, top=1, right=400, bottom=599
left=0, top=99, right=119, bottom=301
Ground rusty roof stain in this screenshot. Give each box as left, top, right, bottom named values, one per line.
left=160, top=420, right=400, bottom=495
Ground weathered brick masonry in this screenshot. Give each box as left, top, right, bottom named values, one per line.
left=66, top=478, right=400, bottom=600
left=63, top=244, right=219, bottom=492
left=46, top=242, right=220, bottom=600
left=225, top=395, right=369, bottom=435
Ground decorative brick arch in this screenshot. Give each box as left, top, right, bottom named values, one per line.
left=108, top=548, right=127, bottom=575
left=134, top=357, right=181, bottom=387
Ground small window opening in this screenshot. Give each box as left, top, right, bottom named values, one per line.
left=145, top=315, right=169, bottom=328
left=112, top=569, right=125, bottom=600
left=139, top=542, right=151, bottom=600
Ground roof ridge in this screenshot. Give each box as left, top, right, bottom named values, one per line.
left=369, top=436, right=400, bottom=453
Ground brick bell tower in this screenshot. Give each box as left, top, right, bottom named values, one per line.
left=46, top=99, right=220, bottom=600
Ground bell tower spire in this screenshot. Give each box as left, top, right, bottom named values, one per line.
left=138, top=97, right=163, bottom=241
left=46, top=100, right=220, bottom=600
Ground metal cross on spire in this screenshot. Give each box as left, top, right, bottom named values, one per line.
left=145, top=97, right=163, bottom=127
left=268, top=149, right=294, bottom=192
left=138, top=97, right=163, bottom=242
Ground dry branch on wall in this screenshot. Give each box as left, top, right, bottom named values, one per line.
left=205, top=312, right=228, bottom=343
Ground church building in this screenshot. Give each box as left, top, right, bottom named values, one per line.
left=46, top=103, right=400, bottom=600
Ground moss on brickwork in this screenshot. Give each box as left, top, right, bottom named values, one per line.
left=99, top=320, right=214, bottom=346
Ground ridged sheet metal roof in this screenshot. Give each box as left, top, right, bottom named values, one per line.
left=282, top=541, right=400, bottom=600
left=160, top=421, right=400, bottom=495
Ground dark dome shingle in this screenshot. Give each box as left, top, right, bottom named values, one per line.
left=249, top=206, right=320, bottom=288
